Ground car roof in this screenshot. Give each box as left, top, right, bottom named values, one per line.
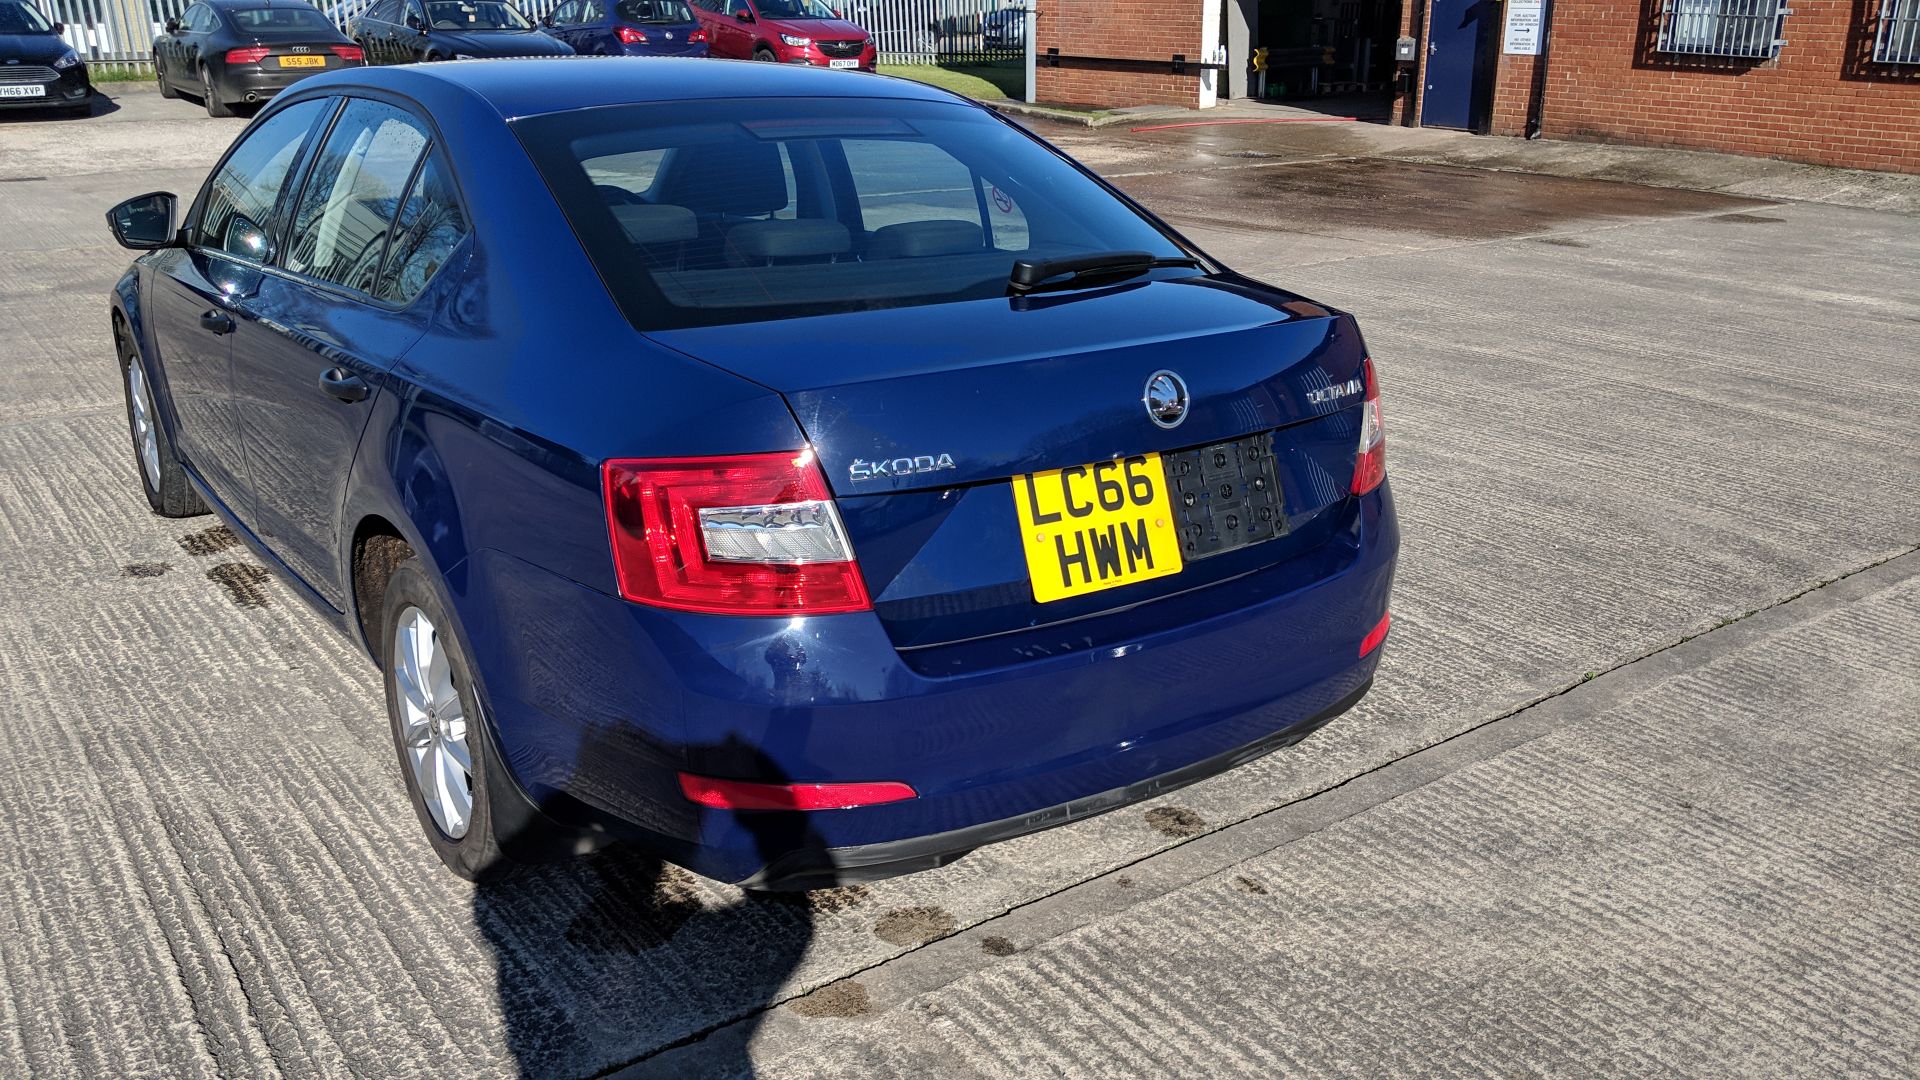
left=291, top=56, right=966, bottom=121
left=203, top=0, right=324, bottom=7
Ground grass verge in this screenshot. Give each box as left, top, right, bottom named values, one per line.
left=876, top=61, right=1023, bottom=101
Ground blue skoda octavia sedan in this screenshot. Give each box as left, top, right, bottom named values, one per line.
left=104, top=58, right=1398, bottom=887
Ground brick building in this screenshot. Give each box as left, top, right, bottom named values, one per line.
left=1035, top=0, right=1920, bottom=174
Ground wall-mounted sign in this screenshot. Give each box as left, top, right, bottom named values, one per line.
left=1503, top=0, right=1543, bottom=54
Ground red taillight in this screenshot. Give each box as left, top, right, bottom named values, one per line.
left=330, top=44, right=364, bottom=61
left=1359, top=611, right=1391, bottom=657
left=1350, top=356, right=1386, bottom=496
left=688, top=28, right=708, bottom=42
left=225, top=46, right=271, bottom=64
left=678, top=773, right=917, bottom=811
left=616, top=25, right=649, bottom=43
left=602, top=451, right=871, bottom=615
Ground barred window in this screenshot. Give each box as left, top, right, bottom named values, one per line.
left=1876, top=0, right=1920, bottom=64
left=1656, top=0, right=1789, bottom=60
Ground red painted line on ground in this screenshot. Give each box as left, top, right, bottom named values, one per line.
left=1128, top=117, right=1362, bottom=132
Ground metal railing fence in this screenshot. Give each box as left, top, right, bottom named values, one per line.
left=43, top=0, right=1022, bottom=72
left=1875, top=0, right=1920, bottom=64
left=1654, top=0, right=1790, bottom=60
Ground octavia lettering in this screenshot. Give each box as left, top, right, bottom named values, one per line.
left=1013, top=453, right=1184, bottom=603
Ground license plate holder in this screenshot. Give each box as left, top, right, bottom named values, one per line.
left=1163, top=432, right=1286, bottom=560
left=278, top=55, right=326, bottom=67
left=828, top=58, right=859, bottom=69
left=0, top=85, right=47, bottom=98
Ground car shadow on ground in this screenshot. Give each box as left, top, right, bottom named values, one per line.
left=472, top=738, right=840, bottom=1079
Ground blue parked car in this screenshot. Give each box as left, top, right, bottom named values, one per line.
left=103, top=59, right=1398, bottom=887
left=540, top=0, right=708, bottom=56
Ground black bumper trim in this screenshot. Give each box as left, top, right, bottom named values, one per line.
left=737, top=677, right=1373, bottom=891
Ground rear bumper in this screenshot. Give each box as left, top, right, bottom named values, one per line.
left=738, top=677, right=1370, bottom=889
left=218, top=61, right=344, bottom=100
left=455, top=483, right=1399, bottom=884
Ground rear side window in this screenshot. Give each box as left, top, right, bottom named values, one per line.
left=284, top=99, right=430, bottom=292
left=618, top=0, right=693, bottom=21
left=513, top=98, right=1191, bottom=330
left=195, top=97, right=329, bottom=261
left=377, top=155, right=469, bottom=304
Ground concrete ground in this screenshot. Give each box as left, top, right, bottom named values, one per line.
left=1, top=83, right=1916, bottom=1079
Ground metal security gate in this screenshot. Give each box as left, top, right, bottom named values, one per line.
left=850, top=0, right=1023, bottom=64
left=43, top=0, right=1021, bottom=72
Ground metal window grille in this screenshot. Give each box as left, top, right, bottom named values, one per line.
left=1656, top=0, right=1790, bottom=60
left=1876, top=0, right=1920, bottom=64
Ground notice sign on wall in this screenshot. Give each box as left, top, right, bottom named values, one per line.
left=1503, top=0, right=1543, bottom=54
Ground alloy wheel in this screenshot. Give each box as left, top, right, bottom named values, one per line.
left=392, top=605, right=474, bottom=839
left=126, top=361, right=160, bottom=489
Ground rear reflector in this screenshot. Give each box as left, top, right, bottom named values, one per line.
left=678, top=773, right=917, bottom=811
left=602, top=450, right=871, bottom=615
left=1350, top=356, right=1386, bottom=496
left=225, top=46, right=271, bottom=63
left=1359, top=611, right=1391, bottom=657
left=330, top=44, right=364, bottom=61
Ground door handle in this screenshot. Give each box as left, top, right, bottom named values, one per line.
left=318, top=367, right=370, bottom=403
left=199, top=310, right=234, bottom=335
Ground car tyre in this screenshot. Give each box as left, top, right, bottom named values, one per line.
left=380, top=558, right=521, bottom=882
left=754, top=45, right=777, bottom=62
left=119, top=335, right=208, bottom=518
left=156, top=60, right=178, bottom=98
left=201, top=66, right=233, bottom=117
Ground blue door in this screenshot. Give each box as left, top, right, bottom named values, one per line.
left=1421, top=0, right=1496, bottom=130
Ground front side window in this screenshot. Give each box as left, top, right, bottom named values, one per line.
left=284, top=98, right=430, bottom=292
left=754, top=0, right=833, bottom=17
left=550, top=0, right=579, bottom=21
left=515, top=98, right=1194, bottom=331
left=0, top=1, right=54, bottom=34
left=227, top=6, right=336, bottom=31
left=195, top=97, right=330, bottom=261
left=426, top=0, right=533, bottom=29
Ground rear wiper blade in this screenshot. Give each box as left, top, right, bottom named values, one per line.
left=1007, top=251, right=1203, bottom=295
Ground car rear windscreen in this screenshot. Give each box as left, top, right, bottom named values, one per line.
left=228, top=6, right=336, bottom=31
left=512, top=97, right=1197, bottom=330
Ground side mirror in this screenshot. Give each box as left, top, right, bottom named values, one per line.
left=405, top=13, right=426, bottom=30
left=540, top=12, right=553, bottom=24
left=733, top=7, right=752, bottom=20
left=52, top=20, right=64, bottom=33
left=106, top=192, right=180, bottom=250
left=164, top=17, right=180, bottom=33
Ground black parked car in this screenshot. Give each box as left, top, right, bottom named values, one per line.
left=0, top=0, right=94, bottom=116
left=349, top=0, right=572, bottom=64
left=153, top=0, right=362, bottom=117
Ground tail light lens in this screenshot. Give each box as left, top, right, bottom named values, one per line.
left=330, top=44, right=365, bottom=61
left=616, top=25, right=649, bottom=43
left=1350, top=356, right=1386, bottom=496
left=678, top=773, right=917, bottom=810
left=1359, top=611, right=1391, bottom=657
left=602, top=450, right=871, bottom=615
left=688, top=28, right=708, bottom=42
left=225, top=46, right=271, bottom=64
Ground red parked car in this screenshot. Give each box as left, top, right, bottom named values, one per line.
left=690, top=0, right=874, bottom=69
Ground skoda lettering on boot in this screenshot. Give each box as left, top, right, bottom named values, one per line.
left=849, top=453, right=957, bottom=482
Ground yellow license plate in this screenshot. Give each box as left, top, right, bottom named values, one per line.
left=1013, top=454, right=1185, bottom=603
left=278, top=55, right=326, bottom=67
